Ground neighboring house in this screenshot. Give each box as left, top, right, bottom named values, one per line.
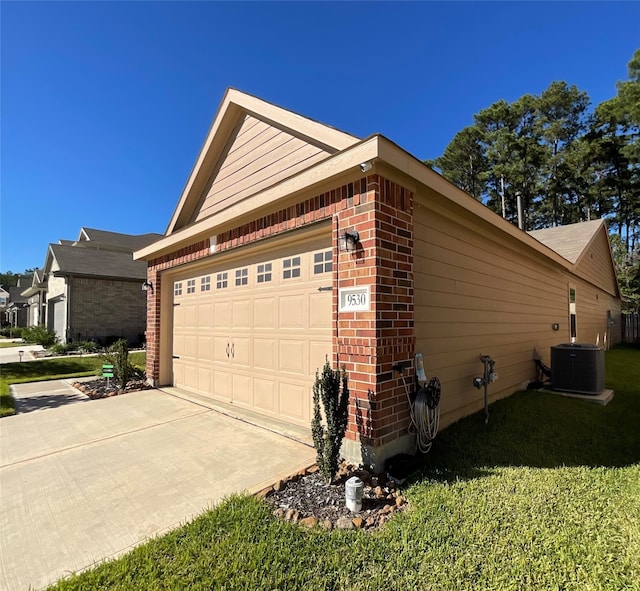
left=4, top=279, right=31, bottom=328
left=20, top=269, right=47, bottom=327
left=134, top=89, right=622, bottom=470
left=0, top=286, right=9, bottom=323
left=43, top=228, right=162, bottom=344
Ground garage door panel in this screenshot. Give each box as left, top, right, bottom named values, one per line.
left=198, top=368, right=212, bottom=394
left=230, top=337, right=250, bottom=367
left=174, top=305, right=185, bottom=327
left=213, top=370, right=232, bottom=401
left=185, top=305, right=197, bottom=328
left=254, top=338, right=276, bottom=371
left=198, top=304, right=214, bottom=330
left=183, top=363, right=198, bottom=390
left=214, top=336, right=231, bottom=363
left=184, top=336, right=197, bottom=359
left=173, top=334, right=185, bottom=356
left=309, top=292, right=331, bottom=329
left=198, top=336, right=213, bottom=362
left=279, top=383, right=307, bottom=422
left=232, top=300, right=252, bottom=328
left=254, top=298, right=276, bottom=329
left=280, top=340, right=306, bottom=375
left=279, top=296, right=305, bottom=329
left=214, top=301, right=232, bottom=328
left=173, top=362, right=185, bottom=388
left=232, top=374, right=252, bottom=406
left=254, top=378, right=276, bottom=413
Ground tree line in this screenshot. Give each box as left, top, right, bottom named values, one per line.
left=427, top=49, right=640, bottom=312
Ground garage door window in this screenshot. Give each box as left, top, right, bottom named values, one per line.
left=186, top=279, right=196, bottom=294
left=283, top=257, right=301, bottom=279
left=174, top=282, right=182, bottom=297
left=314, top=250, right=332, bottom=274
left=216, top=272, right=228, bottom=289
left=257, top=263, right=272, bottom=283
left=235, top=268, right=248, bottom=286
left=201, top=276, right=211, bottom=291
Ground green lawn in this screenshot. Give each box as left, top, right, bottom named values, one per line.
left=0, top=342, right=25, bottom=349
left=0, top=352, right=147, bottom=417
left=46, top=347, right=640, bottom=591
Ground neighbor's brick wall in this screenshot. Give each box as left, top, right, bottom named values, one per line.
left=68, top=277, right=148, bottom=344
left=334, top=176, right=415, bottom=451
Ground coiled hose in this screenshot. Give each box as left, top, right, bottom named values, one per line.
left=403, top=376, right=441, bottom=454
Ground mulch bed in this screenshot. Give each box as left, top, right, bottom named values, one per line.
left=72, top=378, right=152, bottom=399
left=260, top=461, right=408, bottom=531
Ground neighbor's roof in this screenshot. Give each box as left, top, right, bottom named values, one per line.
left=20, top=269, right=46, bottom=298
left=50, top=244, right=148, bottom=280
left=7, top=285, right=29, bottom=304
left=77, top=228, right=162, bottom=251
left=528, top=219, right=604, bottom=263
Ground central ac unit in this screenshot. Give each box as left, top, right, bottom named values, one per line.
left=551, top=343, right=605, bottom=395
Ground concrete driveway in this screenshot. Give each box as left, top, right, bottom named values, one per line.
left=0, top=385, right=315, bottom=591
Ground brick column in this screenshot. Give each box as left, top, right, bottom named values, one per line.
left=335, top=175, right=415, bottom=471
left=145, top=266, right=161, bottom=386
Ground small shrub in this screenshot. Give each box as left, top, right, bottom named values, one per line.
left=22, top=325, right=58, bottom=347
left=0, top=326, right=24, bottom=338
left=311, top=358, right=350, bottom=484
left=49, top=343, right=71, bottom=355
left=76, top=340, right=98, bottom=353
left=102, top=339, right=133, bottom=391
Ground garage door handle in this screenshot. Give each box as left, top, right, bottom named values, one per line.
left=231, top=343, right=235, bottom=358
left=226, top=343, right=230, bottom=358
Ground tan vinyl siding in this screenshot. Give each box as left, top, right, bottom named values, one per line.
left=194, top=114, right=330, bottom=222
left=414, top=201, right=571, bottom=428
left=574, top=230, right=618, bottom=296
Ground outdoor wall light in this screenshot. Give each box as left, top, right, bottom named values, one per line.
left=141, top=280, right=154, bottom=293
left=339, top=229, right=360, bottom=253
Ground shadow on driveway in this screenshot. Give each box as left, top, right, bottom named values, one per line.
left=11, top=380, right=89, bottom=414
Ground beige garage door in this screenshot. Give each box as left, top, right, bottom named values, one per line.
left=172, top=232, right=333, bottom=427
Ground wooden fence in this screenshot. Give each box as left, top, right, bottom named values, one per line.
left=623, top=313, right=640, bottom=344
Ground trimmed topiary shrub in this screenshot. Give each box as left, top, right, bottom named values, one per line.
left=311, top=358, right=350, bottom=484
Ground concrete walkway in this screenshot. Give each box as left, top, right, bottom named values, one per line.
left=0, top=385, right=315, bottom=591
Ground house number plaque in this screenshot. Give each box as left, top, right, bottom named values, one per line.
left=339, top=286, right=371, bottom=312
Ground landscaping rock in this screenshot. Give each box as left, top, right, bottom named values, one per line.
left=72, top=377, right=152, bottom=400
left=299, top=516, right=319, bottom=528
left=336, top=517, right=354, bottom=530
left=265, top=460, right=409, bottom=532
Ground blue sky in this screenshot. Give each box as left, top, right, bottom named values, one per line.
left=1, top=1, right=639, bottom=274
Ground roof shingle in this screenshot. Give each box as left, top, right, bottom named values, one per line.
left=527, top=219, right=604, bottom=263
